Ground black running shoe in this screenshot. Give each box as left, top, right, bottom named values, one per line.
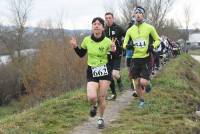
left=145, top=82, right=152, bottom=93
left=155, top=66, right=159, bottom=70
left=89, top=106, right=97, bottom=117
left=97, top=118, right=105, bottom=129
left=132, top=91, right=138, bottom=97
left=151, top=71, right=155, bottom=75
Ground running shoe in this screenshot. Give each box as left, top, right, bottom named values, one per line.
left=89, top=106, right=97, bottom=117
left=106, top=94, right=116, bottom=100
left=132, top=90, right=138, bottom=97
left=145, top=82, right=152, bottom=93
left=138, top=101, right=144, bottom=108
left=97, top=118, right=105, bottom=129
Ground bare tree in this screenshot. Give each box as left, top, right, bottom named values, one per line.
left=56, top=9, right=66, bottom=40
left=163, top=19, right=181, bottom=40
left=104, top=0, right=136, bottom=27
left=118, top=0, right=133, bottom=25
left=182, top=4, right=191, bottom=52
left=139, top=0, right=174, bottom=31
left=0, top=26, right=16, bottom=58
left=9, top=0, right=33, bottom=59
left=105, top=0, right=174, bottom=32
left=184, top=4, right=191, bottom=40
left=0, top=0, right=33, bottom=61
left=0, top=0, right=34, bottom=98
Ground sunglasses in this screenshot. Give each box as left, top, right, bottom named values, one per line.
left=135, top=11, right=143, bottom=14
left=134, top=8, right=144, bottom=14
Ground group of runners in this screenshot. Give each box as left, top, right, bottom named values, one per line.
left=70, top=6, right=162, bottom=129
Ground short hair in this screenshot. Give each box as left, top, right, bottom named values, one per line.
left=105, top=12, right=114, bottom=17
left=92, top=17, right=105, bottom=27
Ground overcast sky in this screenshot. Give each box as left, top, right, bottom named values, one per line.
left=0, top=0, right=199, bottom=29
left=168, top=0, right=200, bottom=29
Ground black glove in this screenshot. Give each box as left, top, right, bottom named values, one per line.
left=127, top=44, right=133, bottom=49
left=148, top=45, right=154, bottom=53
left=122, top=49, right=126, bottom=57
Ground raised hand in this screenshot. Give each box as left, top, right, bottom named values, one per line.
left=70, top=37, right=78, bottom=48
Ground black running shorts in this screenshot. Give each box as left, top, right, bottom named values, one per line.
left=87, top=64, right=112, bottom=82
left=130, top=57, right=150, bottom=80
left=110, top=57, right=121, bottom=71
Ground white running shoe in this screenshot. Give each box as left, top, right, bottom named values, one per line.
left=97, top=117, right=105, bottom=129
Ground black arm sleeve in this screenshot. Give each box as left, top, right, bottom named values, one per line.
left=119, top=26, right=126, bottom=37
left=74, top=47, right=87, bottom=57
left=161, top=42, right=165, bottom=52
left=107, top=52, right=112, bottom=64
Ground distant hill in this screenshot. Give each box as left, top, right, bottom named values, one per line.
left=0, top=25, right=91, bottom=54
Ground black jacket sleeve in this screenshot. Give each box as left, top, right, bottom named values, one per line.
left=119, top=26, right=126, bottom=38
left=74, top=47, right=87, bottom=57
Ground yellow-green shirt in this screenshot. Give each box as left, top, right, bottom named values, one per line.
left=81, top=36, right=112, bottom=67
left=123, top=22, right=160, bottom=58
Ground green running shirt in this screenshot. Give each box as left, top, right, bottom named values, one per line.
left=81, top=36, right=112, bottom=67
left=123, top=22, right=160, bottom=58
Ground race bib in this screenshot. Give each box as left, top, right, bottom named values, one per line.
left=92, top=65, right=108, bottom=77
left=133, top=39, right=146, bottom=48
left=112, top=31, right=116, bottom=35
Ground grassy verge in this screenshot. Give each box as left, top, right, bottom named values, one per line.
left=0, top=102, right=22, bottom=120
left=0, top=89, right=90, bottom=134
left=102, top=54, right=200, bottom=134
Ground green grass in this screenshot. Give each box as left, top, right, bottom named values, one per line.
left=0, top=89, right=90, bottom=134
left=102, top=54, right=200, bottom=134
left=1, top=54, right=200, bottom=134
left=0, top=102, right=22, bottom=120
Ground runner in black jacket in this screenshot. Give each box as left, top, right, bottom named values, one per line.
left=105, top=12, right=126, bottom=100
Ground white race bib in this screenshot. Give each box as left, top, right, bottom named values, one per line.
left=112, top=31, right=116, bottom=35
left=133, top=39, right=146, bottom=48
left=92, top=65, right=108, bottom=77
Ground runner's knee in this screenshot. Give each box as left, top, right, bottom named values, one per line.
left=140, top=78, right=148, bottom=86
left=88, top=95, right=97, bottom=101
left=112, top=70, right=120, bottom=79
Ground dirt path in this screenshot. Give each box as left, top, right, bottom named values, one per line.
left=191, top=55, right=200, bottom=63
left=69, top=89, right=134, bottom=134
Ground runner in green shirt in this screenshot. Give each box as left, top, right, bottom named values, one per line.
left=70, top=17, right=116, bottom=129
left=123, top=6, right=160, bottom=108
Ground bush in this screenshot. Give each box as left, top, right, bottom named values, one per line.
left=0, top=64, right=20, bottom=105
left=22, top=37, right=87, bottom=104
left=0, top=35, right=88, bottom=106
